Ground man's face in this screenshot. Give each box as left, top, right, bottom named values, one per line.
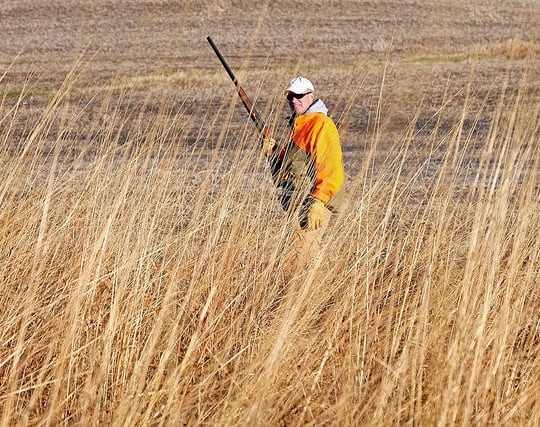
left=287, top=91, right=314, bottom=115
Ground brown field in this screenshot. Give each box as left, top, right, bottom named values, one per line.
left=1, top=1, right=539, bottom=425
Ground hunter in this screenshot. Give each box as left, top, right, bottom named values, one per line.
left=262, top=76, right=346, bottom=271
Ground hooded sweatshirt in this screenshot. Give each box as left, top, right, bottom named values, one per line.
left=284, top=99, right=345, bottom=205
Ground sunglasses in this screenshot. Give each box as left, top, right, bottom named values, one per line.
left=286, top=92, right=310, bottom=100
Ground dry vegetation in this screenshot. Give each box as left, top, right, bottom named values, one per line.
left=1, top=0, right=539, bottom=425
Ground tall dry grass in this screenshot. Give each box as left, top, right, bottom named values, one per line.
left=0, top=57, right=539, bottom=426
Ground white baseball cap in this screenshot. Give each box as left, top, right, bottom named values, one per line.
left=286, top=76, right=314, bottom=94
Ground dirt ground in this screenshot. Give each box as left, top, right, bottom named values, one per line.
left=2, top=1, right=539, bottom=72
left=1, top=1, right=539, bottom=167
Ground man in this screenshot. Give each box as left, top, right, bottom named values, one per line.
left=262, top=76, right=346, bottom=271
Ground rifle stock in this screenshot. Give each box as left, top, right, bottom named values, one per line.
left=207, top=36, right=270, bottom=138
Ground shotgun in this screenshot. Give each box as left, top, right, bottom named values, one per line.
left=206, top=36, right=270, bottom=138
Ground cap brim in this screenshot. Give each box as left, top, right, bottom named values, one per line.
left=285, top=89, right=313, bottom=95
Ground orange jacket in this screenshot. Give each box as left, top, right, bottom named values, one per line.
left=290, top=111, right=345, bottom=204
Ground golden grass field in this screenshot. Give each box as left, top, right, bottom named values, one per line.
left=1, top=1, right=539, bottom=425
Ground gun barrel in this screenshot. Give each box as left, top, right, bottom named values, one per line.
left=206, top=36, right=237, bottom=85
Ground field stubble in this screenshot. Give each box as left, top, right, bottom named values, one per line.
left=1, top=0, right=540, bottom=425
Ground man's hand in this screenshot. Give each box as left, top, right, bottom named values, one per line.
left=261, top=137, right=276, bottom=156
left=307, top=198, right=326, bottom=230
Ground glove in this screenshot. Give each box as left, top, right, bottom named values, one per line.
left=307, top=198, right=326, bottom=230
left=261, top=136, right=276, bottom=156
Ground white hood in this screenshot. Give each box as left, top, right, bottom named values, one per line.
left=305, top=98, right=328, bottom=116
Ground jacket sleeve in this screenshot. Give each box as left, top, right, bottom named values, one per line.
left=308, top=116, right=345, bottom=204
